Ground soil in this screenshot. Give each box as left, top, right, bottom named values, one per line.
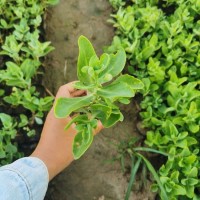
left=43, top=0, right=156, bottom=199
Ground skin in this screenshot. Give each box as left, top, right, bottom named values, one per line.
left=31, top=82, right=103, bottom=180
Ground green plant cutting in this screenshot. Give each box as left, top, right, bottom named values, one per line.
left=54, top=36, right=144, bottom=159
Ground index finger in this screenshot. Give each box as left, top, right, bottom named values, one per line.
left=55, top=81, right=78, bottom=99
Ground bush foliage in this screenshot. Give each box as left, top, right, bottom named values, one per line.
left=0, top=0, right=58, bottom=165
left=108, top=0, right=200, bottom=199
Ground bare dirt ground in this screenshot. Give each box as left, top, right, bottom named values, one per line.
left=43, top=0, right=156, bottom=199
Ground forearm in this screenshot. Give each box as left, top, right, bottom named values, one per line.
left=30, top=109, right=76, bottom=180
left=30, top=139, right=74, bottom=181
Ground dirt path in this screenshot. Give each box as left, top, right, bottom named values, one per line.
left=43, top=0, right=113, bottom=93
left=43, top=1, right=155, bottom=199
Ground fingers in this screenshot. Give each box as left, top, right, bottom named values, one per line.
left=71, top=89, right=86, bottom=97
left=55, top=82, right=103, bottom=136
left=64, top=81, right=78, bottom=93
left=56, top=81, right=86, bottom=98
left=55, top=84, right=71, bottom=98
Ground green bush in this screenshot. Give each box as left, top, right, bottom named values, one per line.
left=0, top=0, right=58, bottom=165
left=108, top=0, right=200, bottom=199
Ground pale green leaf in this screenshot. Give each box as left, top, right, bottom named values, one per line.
left=73, top=125, right=93, bottom=159
left=54, top=95, right=93, bottom=118
left=99, top=49, right=126, bottom=83
left=97, top=75, right=143, bottom=100
left=77, top=35, right=97, bottom=84
left=90, top=104, right=123, bottom=127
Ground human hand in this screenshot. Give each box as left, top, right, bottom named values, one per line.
left=31, top=82, right=103, bottom=180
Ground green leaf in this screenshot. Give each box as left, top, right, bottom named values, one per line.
left=141, top=46, right=155, bottom=61
left=112, top=74, right=144, bottom=90
left=125, top=157, right=141, bottom=200
left=134, top=147, right=169, bottom=156
left=188, top=167, right=198, bottom=178
left=54, top=95, right=93, bottom=118
left=99, top=49, right=126, bottom=82
left=64, top=115, right=89, bottom=130
left=97, top=75, right=144, bottom=100
left=90, top=104, right=123, bottom=128
left=74, top=81, right=95, bottom=90
left=46, top=0, right=60, bottom=5
left=35, top=117, right=43, bottom=125
left=187, top=137, right=197, bottom=146
left=163, top=120, right=179, bottom=137
left=18, top=114, right=28, bottom=127
left=21, top=59, right=40, bottom=79
left=0, top=61, right=29, bottom=88
left=149, top=33, right=158, bottom=47
left=172, top=185, right=186, bottom=196
left=98, top=53, right=110, bottom=72
left=97, top=82, right=135, bottom=100
left=73, top=124, right=93, bottom=159
left=5, top=143, right=17, bottom=154
left=0, top=89, right=5, bottom=96
left=77, top=35, right=97, bottom=84
left=27, top=130, right=36, bottom=137
left=188, top=123, right=199, bottom=133
left=0, top=113, right=14, bottom=129
left=0, top=19, right=8, bottom=28
left=0, top=150, right=6, bottom=159
left=118, top=98, right=130, bottom=104
left=137, top=153, right=168, bottom=200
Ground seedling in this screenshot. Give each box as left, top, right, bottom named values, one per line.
left=54, top=36, right=144, bottom=159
